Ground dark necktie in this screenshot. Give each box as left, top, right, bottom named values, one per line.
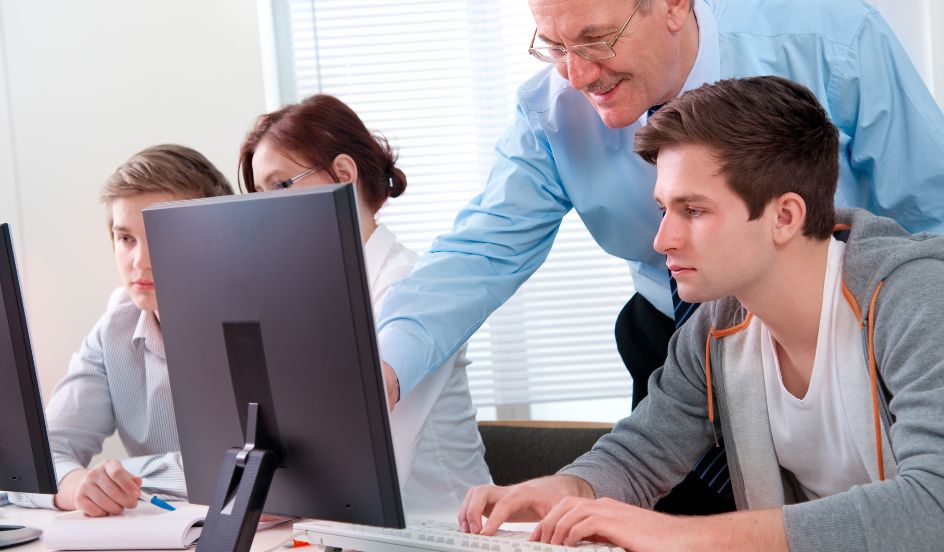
left=669, top=276, right=698, bottom=330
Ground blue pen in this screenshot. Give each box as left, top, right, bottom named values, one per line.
left=140, top=491, right=176, bottom=511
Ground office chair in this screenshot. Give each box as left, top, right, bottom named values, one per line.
left=477, top=421, right=613, bottom=486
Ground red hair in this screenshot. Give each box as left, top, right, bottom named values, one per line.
left=239, top=94, right=406, bottom=211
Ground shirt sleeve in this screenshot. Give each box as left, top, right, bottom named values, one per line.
left=6, top=492, right=56, bottom=509
left=376, top=99, right=572, bottom=396
left=7, top=319, right=117, bottom=509
left=42, top=324, right=118, bottom=479
left=122, top=452, right=188, bottom=501
left=829, top=7, right=944, bottom=234
left=558, top=308, right=717, bottom=508
left=9, top=454, right=188, bottom=509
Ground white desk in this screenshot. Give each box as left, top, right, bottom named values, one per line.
left=0, top=505, right=297, bottom=551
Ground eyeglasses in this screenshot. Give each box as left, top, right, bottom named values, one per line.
left=271, top=167, right=323, bottom=190
left=528, top=1, right=642, bottom=64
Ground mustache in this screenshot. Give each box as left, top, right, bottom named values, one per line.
left=581, top=72, right=632, bottom=94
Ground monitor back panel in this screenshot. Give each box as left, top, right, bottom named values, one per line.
left=144, top=185, right=402, bottom=525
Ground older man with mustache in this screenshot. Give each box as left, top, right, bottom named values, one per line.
left=374, top=0, right=944, bottom=514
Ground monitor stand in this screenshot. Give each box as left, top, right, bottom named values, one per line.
left=196, top=403, right=278, bottom=552
left=0, top=525, right=41, bottom=548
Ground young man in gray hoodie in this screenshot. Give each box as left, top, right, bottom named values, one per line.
left=458, top=76, right=944, bottom=551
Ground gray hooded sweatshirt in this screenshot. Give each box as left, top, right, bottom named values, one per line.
left=560, top=208, right=944, bottom=551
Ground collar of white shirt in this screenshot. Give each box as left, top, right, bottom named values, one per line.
left=363, top=222, right=398, bottom=291
left=132, top=309, right=165, bottom=360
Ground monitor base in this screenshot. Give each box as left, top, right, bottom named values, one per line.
left=195, top=403, right=278, bottom=552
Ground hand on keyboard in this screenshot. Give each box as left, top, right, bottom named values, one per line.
left=411, top=518, right=624, bottom=552
left=459, top=477, right=694, bottom=552
left=297, top=516, right=625, bottom=552
left=459, top=476, right=594, bottom=536
left=530, top=496, right=688, bottom=551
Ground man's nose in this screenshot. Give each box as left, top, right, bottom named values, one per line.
left=653, top=214, right=677, bottom=254
left=133, top=241, right=151, bottom=270
left=563, top=53, right=601, bottom=91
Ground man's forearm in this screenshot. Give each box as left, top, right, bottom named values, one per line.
left=676, top=508, right=787, bottom=552
left=551, top=475, right=595, bottom=499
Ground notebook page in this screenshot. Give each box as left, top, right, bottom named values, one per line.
left=43, top=503, right=208, bottom=550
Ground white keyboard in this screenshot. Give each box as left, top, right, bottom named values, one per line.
left=295, top=517, right=625, bottom=552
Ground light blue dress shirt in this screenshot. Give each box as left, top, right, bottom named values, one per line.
left=378, top=0, right=944, bottom=396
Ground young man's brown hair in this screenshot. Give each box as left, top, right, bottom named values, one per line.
left=100, top=144, right=234, bottom=229
left=635, top=75, right=840, bottom=239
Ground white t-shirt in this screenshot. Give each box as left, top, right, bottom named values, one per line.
left=364, top=223, right=492, bottom=513
left=760, top=238, right=871, bottom=500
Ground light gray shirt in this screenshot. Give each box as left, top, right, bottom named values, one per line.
left=10, top=288, right=185, bottom=509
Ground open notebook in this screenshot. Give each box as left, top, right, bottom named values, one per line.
left=44, top=503, right=206, bottom=550
left=43, top=502, right=293, bottom=550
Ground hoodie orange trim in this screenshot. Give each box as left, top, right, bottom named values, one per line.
left=704, top=313, right=753, bottom=445
left=841, top=280, right=865, bottom=329
left=705, top=334, right=714, bottom=423
left=704, top=331, right=719, bottom=447
left=868, top=280, right=886, bottom=481
left=710, top=312, right=754, bottom=338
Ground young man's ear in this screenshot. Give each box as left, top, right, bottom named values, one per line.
left=331, top=154, right=358, bottom=184
left=771, top=192, right=807, bottom=245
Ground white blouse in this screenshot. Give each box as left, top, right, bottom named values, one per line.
left=364, top=223, right=491, bottom=513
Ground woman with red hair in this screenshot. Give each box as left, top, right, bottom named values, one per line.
left=239, top=94, right=491, bottom=513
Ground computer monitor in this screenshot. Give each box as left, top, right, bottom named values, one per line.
left=0, top=223, right=57, bottom=546
left=143, top=184, right=404, bottom=552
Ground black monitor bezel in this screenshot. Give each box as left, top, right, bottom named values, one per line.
left=0, top=223, right=57, bottom=494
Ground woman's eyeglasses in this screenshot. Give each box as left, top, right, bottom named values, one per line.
left=271, top=167, right=323, bottom=190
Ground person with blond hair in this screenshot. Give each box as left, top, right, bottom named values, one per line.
left=11, top=145, right=233, bottom=516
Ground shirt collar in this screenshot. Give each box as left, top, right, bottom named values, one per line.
left=645, top=0, right=721, bottom=121
left=682, top=0, right=721, bottom=94
left=363, top=222, right=397, bottom=290
left=132, top=309, right=165, bottom=360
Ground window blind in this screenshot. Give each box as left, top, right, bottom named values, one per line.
left=270, top=0, right=635, bottom=409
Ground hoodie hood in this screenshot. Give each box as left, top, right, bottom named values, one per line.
left=838, top=208, right=944, bottom=319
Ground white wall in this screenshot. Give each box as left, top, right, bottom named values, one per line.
left=933, top=1, right=944, bottom=106
left=0, top=9, right=21, bottom=244
left=0, top=0, right=266, bottom=409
